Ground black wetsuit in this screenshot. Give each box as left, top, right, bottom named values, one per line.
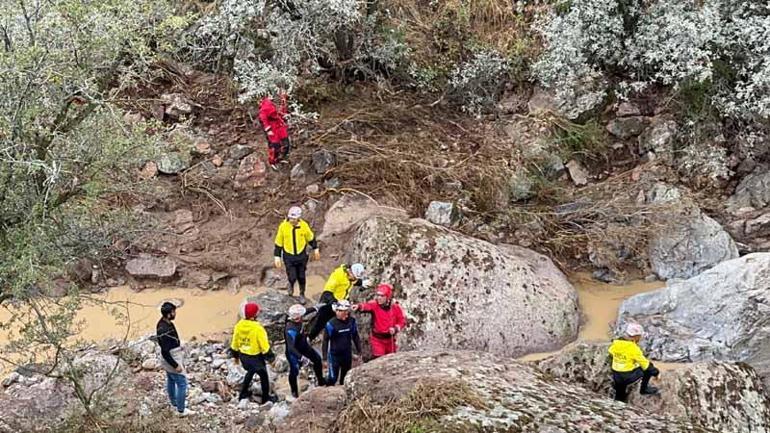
left=285, top=308, right=325, bottom=397
left=322, top=316, right=361, bottom=386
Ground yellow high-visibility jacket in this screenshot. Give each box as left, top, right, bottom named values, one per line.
left=324, top=264, right=355, bottom=301
left=274, top=219, right=316, bottom=256
left=230, top=319, right=270, bottom=356
left=608, top=339, right=650, bottom=372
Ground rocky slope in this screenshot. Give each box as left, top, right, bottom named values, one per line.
left=617, top=253, right=770, bottom=388
left=535, top=343, right=770, bottom=433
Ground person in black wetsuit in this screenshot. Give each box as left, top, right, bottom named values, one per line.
left=285, top=304, right=326, bottom=399
left=322, top=300, right=361, bottom=386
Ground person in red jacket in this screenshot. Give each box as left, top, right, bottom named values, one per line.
left=352, top=283, right=406, bottom=358
left=257, top=91, right=290, bottom=169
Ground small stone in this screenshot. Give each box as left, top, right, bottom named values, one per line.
left=160, top=93, right=193, bottom=119
left=509, top=172, right=534, bottom=202
left=125, top=254, right=176, bottom=279
left=201, top=380, right=219, bottom=393
left=193, top=140, right=211, bottom=155
left=290, top=163, right=306, bottom=180
left=616, top=102, right=641, bottom=117
left=324, top=178, right=342, bottom=189
left=306, top=184, right=320, bottom=195
left=234, top=154, right=267, bottom=189
left=606, top=116, right=650, bottom=139
left=212, top=154, right=224, bottom=167
left=425, top=201, right=460, bottom=226
left=1, top=372, right=20, bottom=387
left=123, top=112, right=144, bottom=125
left=312, top=149, right=336, bottom=174
left=565, top=159, right=590, bottom=186
left=141, top=358, right=160, bottom=371
left=139, top=161, right=158, bottom=180
left=229, top=144, right=255, bottom=161
left=211, top=359, right=226, bottom=370
left=157, top=152, right=190, bottom=175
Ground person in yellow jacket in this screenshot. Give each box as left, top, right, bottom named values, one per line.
left=274, top=206, right=319, bottom=304
left=230, top=302, right=278, bottom=405
left=307, top=263, right=371, bottom=341
left=608, top=323, right=660, bottom=402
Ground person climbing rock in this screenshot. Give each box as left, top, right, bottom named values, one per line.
left=274, top=206, right=319, bottom=304
left=322, top=300, right=361, bottom=386
left=609, top=323, right=660, bottom=402
left=156, top=302, right=195, bottom=417
left=257, top=90, right=291, bottom=170
left=352, top=283, right=406, bottom=359
left=285, top=304, right=326, bottom=400
left=230, top=302, right=278, bottom=405
left=307, top=263, right=370, bottom=341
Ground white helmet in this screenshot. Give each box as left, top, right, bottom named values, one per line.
left=333, top=300, right=351, bottom=311
left=288, top=304, right=306, bottom=319
left=288, top=206, right=302, bottom=219
left=625, top=323, right=644, bottom=337
left=350, top=263, right=365, bottom=279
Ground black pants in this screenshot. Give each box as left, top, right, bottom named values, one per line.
left=327, top=352, right=352, bottom=386
left=284, top=253, right=308, bottom=296
left=287, top=345, right=324, bottom=397
left=308, top=299, right=335, bottom=341
left=612, top=363, right=658, bottom=402
left=240, top=354, right=271, bottom=403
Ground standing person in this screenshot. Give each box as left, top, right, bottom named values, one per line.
left=322, top=300, right=361, bottom=386
left=352, top=283, right=406, bottom=359
left=230, top=302, right=278, bottom=405
left=609, top=323, right=661, bottom=402
left=307, top=263, right=370, bottom=341
left=156, top=302, right=195, bottom=417
left=285, top=304, right=326, bottom=400
left=274, top=205, right=320, bottom=304
left=257, top=90, right=290, bottom=170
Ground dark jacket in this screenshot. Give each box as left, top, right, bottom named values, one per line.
left=156, top=318, right=180, bottom=369
left=322, top=317, right=361, bottom=359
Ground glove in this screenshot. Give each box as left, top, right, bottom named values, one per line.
left=362, top=279, right=373, bottom=289
left=267, top=130, right=274, bottom=136
left=274, top=257, right=282, bottom=269
left=312, top=249, right=321, bottom=261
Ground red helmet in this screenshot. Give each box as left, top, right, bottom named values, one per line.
left=244, top=302, right=260, bottom=319
left=375, top=283, right=393, bottom=299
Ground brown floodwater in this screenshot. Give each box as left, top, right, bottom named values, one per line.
left=518, top=273, right=665, bottom=362
left=1, top=272, right=671, bottom=374
left=0, top=276, right=326, bottom=374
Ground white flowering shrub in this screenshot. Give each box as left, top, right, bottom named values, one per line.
left=184, top=0, right=412, bottom=103
left=449, top=50, right=511, bottom=115
left=535, top=0, right=770, bottom=122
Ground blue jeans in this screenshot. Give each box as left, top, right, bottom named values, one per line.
left=166, top=371, right=187, bottom=412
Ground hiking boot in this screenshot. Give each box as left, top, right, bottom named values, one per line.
left=261, top=395, right=279, bottom=405
left=297, top=294, right=306, bottom=305
left=237, top=398, right=251, bottom=410
left=286, top=286, right=294, bottom=297
left=176, top=409, right=196, bottom=417
left=640, top=386, right=660, bottom=395
left=270, top=164, right=278, bottom=171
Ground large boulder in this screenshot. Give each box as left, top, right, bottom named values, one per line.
left=728, top=167, right=770, bottom=211
left=244, top=290, right=296, bottom=342
left=535, top=343, right=770, bottom=433
left=350, top=217, right=579, bottom=357
left=318, top=195, right=408, bottom=241
left=618, top=253, right=770, bottom=387
left=268, top=350, right=715, bottom=433
left=645, top=183, right=738, bottom=279
left=125, top=254, right=177, bottom=279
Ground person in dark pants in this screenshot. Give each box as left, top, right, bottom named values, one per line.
left=230, top=302, right=278, bottom=405
left=307, top=263, right=369, bottom=341
left=609, top=323, right=660, bottom=402
left=322, top=300, right=361, bottom=386
left=285, top=304, right=326, bottom=399
left=156, top=302, right=195, bottom=417
left=274, top=206, right=319, bottom=305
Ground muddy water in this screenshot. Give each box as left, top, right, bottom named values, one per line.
left=1, top=272, right=665, bottom=372
left=518, top=273, right=664, bottom=362
left=0, top=276, right=327, bottom=374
